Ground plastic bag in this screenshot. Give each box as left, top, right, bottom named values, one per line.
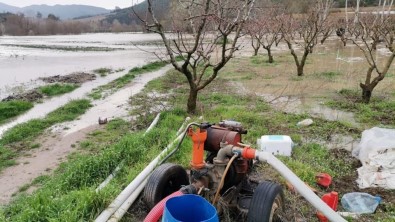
left=341, top=192, right=381, bottom=214
left=353, top=127, right=395, bottom=189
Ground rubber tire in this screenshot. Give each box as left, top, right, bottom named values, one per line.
left=143, top=163, right=189, bottom=209
left=247, top=181, right=284, bottom=222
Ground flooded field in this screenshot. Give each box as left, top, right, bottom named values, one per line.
left=0, top=33, right=163, bottom=98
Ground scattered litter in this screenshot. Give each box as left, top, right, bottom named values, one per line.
left=337, top=212, right=360, bottom=219
left=341, top=192, right=381, bottom=214
left=297, top=118, right=314, bottom=127
left=317, top=192, right=338, bottom=222
left=353, top=127, right=395, bottom=189
left=98, top=117, right=108, bottom=125
left=316, top=173, right=332, bottom=188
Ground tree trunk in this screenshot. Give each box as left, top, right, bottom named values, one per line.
left=267, top=48, right=274, bottom=63
left=253, top=47, right=259, bottom=56
left=297, top=65, right=304, bottom=76
left=187, top=87, right=198, bottom=114
left=360, top=83, right=372, bottom=103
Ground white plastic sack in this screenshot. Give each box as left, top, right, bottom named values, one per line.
left=353, top=127, right=395, bottom=189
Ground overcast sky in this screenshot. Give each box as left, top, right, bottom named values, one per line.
left=0, top=0, right=142, bottom=10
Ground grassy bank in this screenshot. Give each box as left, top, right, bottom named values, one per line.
left=89, top=61, right=168, bottom=100
left=0, top=99, right=91, bottom=171
left=326, top=89, right=395, bottom=127
left=0, top=101, right=33, bottom=125
left=38, top=83, right=79, bottom=97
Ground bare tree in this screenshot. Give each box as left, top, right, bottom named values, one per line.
left=246, top=6, right=284, bottom=62
left=136, top=0, right=256, bottom=113
left=282, top=0, right=333, bottom=76
left=341, top=12, right=395, bottom=103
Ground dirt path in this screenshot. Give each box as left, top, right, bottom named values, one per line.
left=0, top=125, right=98, bottom=204
left=0, top=65, right=172, bottom=205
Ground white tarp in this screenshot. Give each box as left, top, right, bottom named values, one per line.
left=352, top=127, right=395, bottom=189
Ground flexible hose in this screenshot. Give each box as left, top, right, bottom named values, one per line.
left=143, top=191, right=184, bottom=222
left=212, top=154, right=238, bottom=206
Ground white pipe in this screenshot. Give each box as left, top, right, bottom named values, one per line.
left=95, top=113, right=161, bottom=193
left=95, top=129, right=188, bottom=222
left=96, top=165, right=122, bottom=193
left=176, top=117, right=191, bottom=136
left=256, top=151, right=347, bottom=222
left=108, top=178, right=149, bottom=222
left=144, top=113, right=161, bottom=135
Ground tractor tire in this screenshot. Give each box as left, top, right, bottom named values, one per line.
left=247, top=181, right=284, bottom=222
left=143, top=163, right=189, bottom=209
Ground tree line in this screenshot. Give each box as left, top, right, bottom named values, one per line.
left=0, top=12, right=141, bottom=36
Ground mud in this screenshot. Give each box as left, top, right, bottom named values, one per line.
left=1, top=89, right=43, bottom=102
left=39, top=72, right=96, bottom=84
left=0, top=125, right=100, bottom=204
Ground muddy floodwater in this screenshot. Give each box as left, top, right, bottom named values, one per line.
left=0, top=33, right=163, bottom=97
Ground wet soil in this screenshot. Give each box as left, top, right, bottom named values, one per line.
left=1, top=73, right=96, bottom=103
left=1, top=90, right=43, bottom=102
left=0, top=125, right=100, bottom=204
left=39, top=72, right=96, bottom=84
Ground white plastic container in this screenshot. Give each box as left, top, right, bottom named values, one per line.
left=257, top=135, right=294, bottom=156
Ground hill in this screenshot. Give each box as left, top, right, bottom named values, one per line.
left=104, top=0, right=170, bottom=25
left=0, top=3, right=110, bottom=20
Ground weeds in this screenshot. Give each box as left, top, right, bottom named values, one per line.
left=93, top=68, right=113, bottom=77
left=1, top=99, right=91, bottom=145
left=326, top=89, right=395, bottom=126
left=88, top=61, right=168, bottom=100
left=0, top=99, right=92, bottom=172
left=0, top=100, right=33, bottom=125
left=38, top=83, right=79, bottom=96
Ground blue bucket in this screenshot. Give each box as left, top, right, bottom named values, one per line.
left=162, top=194, right=219, bottom=222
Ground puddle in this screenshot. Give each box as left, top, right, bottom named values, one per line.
left=303, top=134, right=360, bottom=152
left=259, top=93, right=359, bottom=127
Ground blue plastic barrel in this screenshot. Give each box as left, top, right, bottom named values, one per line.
left=162, top=194, right=219, bottom=222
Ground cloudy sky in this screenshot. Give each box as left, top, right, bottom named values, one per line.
left=0, top=0, right=142, bottom=9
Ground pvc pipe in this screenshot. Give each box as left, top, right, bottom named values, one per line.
left=96, top=113, right=161, bottom=193
left=96, top=165, right=122, bottom=193
left=256, top=151, right=346, bottom=222
left=108, top=178, right=149, bottom=222
left=176, top=117, right=191, bottom=136
left=95, top=129, right=188, bottom=222
left=144, top=113, right=161, bottom=135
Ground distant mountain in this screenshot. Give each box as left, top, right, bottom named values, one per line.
left=0, top=2, right=19, bottom=13
left=0, top=2, right=110, bottom=20
left=104, top=0, right=170, bottom=25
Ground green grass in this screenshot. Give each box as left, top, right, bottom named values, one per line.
left=0, top=99, right=92, bottom=172
left=312, top=71, right=341, bottom=80
left=1, top=112, right=187, bottom=221
left=93, top=68, right=113, bottom=77
left=326, top=89, right=395, bottom=126
left=1, top=99, right=91, bottom=145
left=0, top=100, right=34, bottom=125
left=250, top=55, right=279, bottom=66
left=88, top=61, right=168, bottom=100
left=38, top=83, right=79, bottom=97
